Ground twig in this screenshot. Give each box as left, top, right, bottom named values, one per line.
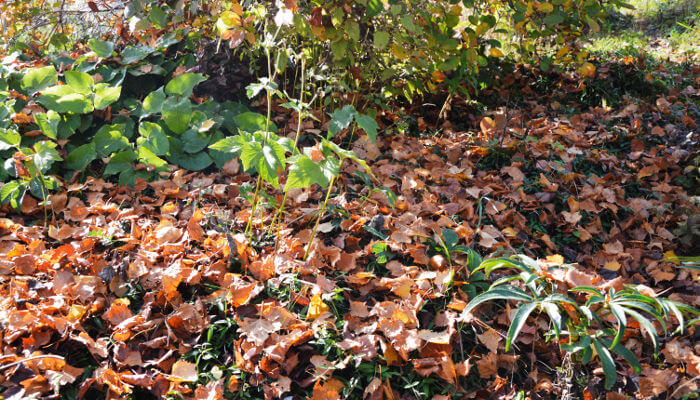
left=0, top=355, right=65, bottom=371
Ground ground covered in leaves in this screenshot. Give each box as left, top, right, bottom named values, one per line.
left=1, top=60, right=699, bottom=400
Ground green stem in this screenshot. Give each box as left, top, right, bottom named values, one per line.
left=304, top=174, right=336, bottom=261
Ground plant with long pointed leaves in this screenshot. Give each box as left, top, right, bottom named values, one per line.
left=462, top=255, right=700, bottom=390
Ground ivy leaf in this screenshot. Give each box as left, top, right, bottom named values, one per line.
left=65, top=143, right=97, bottom=171
left=355, top=114, right=379, bottom=142
left=285, top=155, right=330, bottom=191
left=328, top=105, right=356, bottom=137
left=138, top=122, right=170, bottom=156
left=162, top=97, right=192, bottom=134
left=34, top=111, right=61, bottom=139
left=89, top=39, right=115, bottom=58
left=165, top=73, right=206, bottom=98
left=21, top=66, right=58, bottom=94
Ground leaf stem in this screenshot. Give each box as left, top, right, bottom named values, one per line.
left=304, top=174, right=336, bottom=261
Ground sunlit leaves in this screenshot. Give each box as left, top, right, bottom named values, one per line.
left=165, top=73, right=206, bottom=98
left=88, top=39, right=115, bottom=58
left=21, top=66, right=58, bottom=94
left=138, top=122, right=169, bottom=156
left=162, top=97, right=192, bottom=134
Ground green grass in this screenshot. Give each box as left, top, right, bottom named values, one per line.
left=590, top=0, right=700, bottom=60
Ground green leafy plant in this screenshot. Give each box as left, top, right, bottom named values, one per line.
left=462, top=255, right=700, bottom=389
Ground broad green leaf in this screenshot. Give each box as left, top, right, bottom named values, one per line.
left=28, top=176, right=58, bottom=201
left=374, top=31, right=390, bottom=50
left=39, top=85, right=94, bottom=114
left=142, top=87, right=166, bottom=115
left=162, top=97, right=192, bottom=134
left=94, top=124, right=129, bottom=157
left=138, top=122, right=169, bottom=156
left=234, top=112, right=276, bottom=133
left=137, top=146, right=168, bottom=169
left=65, top=143, right=97, bottom=171
left=0, top=128, right=21, bottom=150
left=592, top=339, right=617, bottom=390
left=347, top=21, right=360, bottom=42
left=32, top=141, right=62, bottom=173
left=64, top=70, right=93, bottom=94
left=328, top=105, right=356, bottom=137
left=165, top=73, right=206, bottom=97
left=94, top=83, right=122, bottom=110
left=355, top=114, right=379, bottom=143
left=89, top=39, right=115, bottom=58
left=121, top=45, right=154, bottom=64
left=209, top=135, right=247, bottom=155
left=285, top=155, right=329, bottom=191
left=240, top=140, right=286, bottom=188
left=0, top=181, right=24, bottom=210
left=319, top=156, right=341, bottom=183
left=168, top=137, right=214, bottom=171
left=506, top=302, right=539, bottom=351
left=34, top=111, right=61, bottom=139
left=441, top=228, right=459, bottom=250
left=544, top=12, right=564, bottom=26
left=21, top=66, right=58, bottom=94
left=104, top=150, right=136, bottom=176
left=181, top=129, right=211, bottom=154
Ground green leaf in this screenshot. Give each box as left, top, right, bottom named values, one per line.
left=138, top=122, right=170, bottom=156
left=121, top=45, right=154, bottom=64
left=506, top=302, right=539, bottom=351
left=21, top=66, right=58, bottom=94
left=347, top=21, right=360, bottom=42
left=209, top=135, right=247, bottom=155
left=142, top=87, right=166, bottom=116
left=355, top=114, right=379, bottom=142
left=104, top=150, right=136, bottom=176
left=93, top=83, right=122, bottom=110
left=462, top=286, right=534, bottom=315
left=34, top=111, right=61, bottom=139
left=234, top=112, right=276, bottom=133
left=65, top=143, right=97, bottom=171
left=137, top=146, right=168, bottom=169
left=89, top=39, right=115, bottom=58
left=540, top=301, right=563, bottom=340
left=162, top=97, right=192, bottom=134
left=94, top=124, right=130, bottom=157
left=374, top=31, right=390, bottom=50
left=32, top=141, right=62, bottom=173
left=609, top=303, right=627, bottom=348
left=441, top=228, right=459, bottom=250
left=328, top=105, right=356, bottom=137
left=592, top=339, right=617, bottom=390
left=64, top=70, right=93, bottom=94
left=240, top=140, right=286, bottom=189
left=181, top=129, right=211, bottom=153
left=600, top=338, right=642, bottom=374
left=285, top=155, right=330, bottom=191
left=165, top=73, right=206, bottom=98
left=0, top=128, right=21, bottom=150
left=544, top=12, right=564, bottom=26
left=38, top=85, right=94, bottom=114
left=623, top=308, right=659, bottom=354
left=366, top=0, right=383, bottom=17
left=168, top=137, right=214, bottom=171
left=0, top=181, right=24, bottom=211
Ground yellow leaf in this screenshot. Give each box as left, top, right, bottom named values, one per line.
left=546, top=254, right=564, bottom=266
left=537, top=3, right=554, bottom=13
left=603, top=260, right=621, bottom=271
left=170, top=360, right=198, bottom=382
left=308, top=294, right=329, bottom=320
left=489, top=47, right=504, bottom=58
left=663, top=250, right=679, bottom=264
left=578, top=62, right=596, bottom=78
